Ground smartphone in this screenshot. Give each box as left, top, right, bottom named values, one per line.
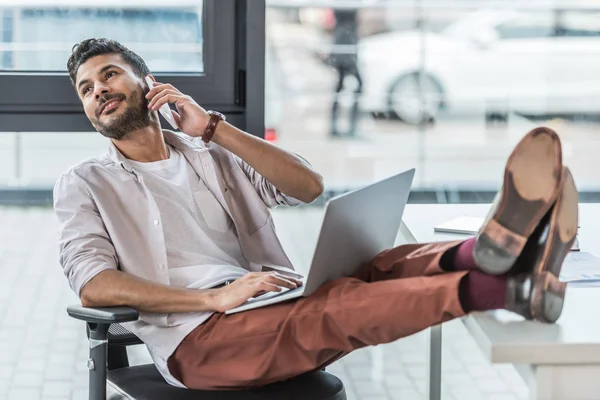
left=145, top=76, right=179, bottom=130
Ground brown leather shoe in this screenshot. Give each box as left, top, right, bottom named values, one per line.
left=474, top=127, right=563, bottom=275
left=505, top=167, right=578, bottom=323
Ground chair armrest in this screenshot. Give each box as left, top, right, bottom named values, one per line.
left=67, top=305, right=139, bottom=324
left=67, top=305, right=139, bottom=400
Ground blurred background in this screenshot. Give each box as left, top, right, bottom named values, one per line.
left=2, top=0, right=600, bottom=204
left=0, top=1, right=598, bottom=399
left=266, top=0, right=600, bottom=204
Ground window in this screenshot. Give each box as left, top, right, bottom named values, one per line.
left=4, top=8, right=205, bottom=72
left=0, top=0, right=252, bottom=133
left=557, top=11, right=600, bottom=37
left=496, top=14, right=555, bottom=39
left=265, top=2, right=600, bottom=203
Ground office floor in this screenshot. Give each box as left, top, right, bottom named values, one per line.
left=0, top=206, right=528, bottom=400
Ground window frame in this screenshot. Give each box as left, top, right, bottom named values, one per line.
left=0, top=0, right=262, bottom=133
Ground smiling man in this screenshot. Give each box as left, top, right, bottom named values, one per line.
left=54, top=38, right=579, bottom=390
left=78, top=62, right=150, bottom=140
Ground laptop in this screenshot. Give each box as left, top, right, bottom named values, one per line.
left=434, top=216, right=483, bottom=235
left=225, top=168, right=415, bottom=315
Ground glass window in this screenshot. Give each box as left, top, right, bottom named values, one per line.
left=0, top=0, right=239, bottom=132
left=496, top=14, right=555, bottom=39
left=265, top=2, right=600, bottom=202
left=1, top=5, right=204, bottom=73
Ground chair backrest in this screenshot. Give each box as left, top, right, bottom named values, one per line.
left=86, top=323, right=144, bottom=370
left=108, top=323, right=144, bottom=346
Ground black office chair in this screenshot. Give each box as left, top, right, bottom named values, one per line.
left=67, top=305, right=347, bottom=400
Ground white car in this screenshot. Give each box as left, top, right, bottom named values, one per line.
left=358, top=9, right=600, bottom=124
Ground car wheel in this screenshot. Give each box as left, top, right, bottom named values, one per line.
left=388, top=73, right=443, bottom=125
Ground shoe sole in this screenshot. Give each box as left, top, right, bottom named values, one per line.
left=530, top=167, right=578, bottom=323
left=474, top=127, right=563, bottom=275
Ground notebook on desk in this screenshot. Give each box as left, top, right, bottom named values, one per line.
left=433, top=216, right=483, bottom=235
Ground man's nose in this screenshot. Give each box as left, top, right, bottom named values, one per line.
left=94, top=83, right=110, bottom=100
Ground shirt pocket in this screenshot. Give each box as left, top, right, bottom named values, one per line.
left=192, top=189, right=233, bottom=234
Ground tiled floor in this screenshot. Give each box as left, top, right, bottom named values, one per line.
left=0, top=206, right=528, bottom=400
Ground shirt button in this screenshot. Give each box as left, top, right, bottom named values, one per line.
left=153, top=220, right=159, bottom=225
left=159, top=264, right=165, bottom=269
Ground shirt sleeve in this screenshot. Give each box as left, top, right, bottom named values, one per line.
left=53, top=171, right=118, bottom=298
left=234, top=156, right=305, bottom=208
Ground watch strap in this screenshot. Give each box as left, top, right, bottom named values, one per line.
left=201, top=111, right=224, bottom=143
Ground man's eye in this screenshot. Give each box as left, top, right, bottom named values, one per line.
left=106, top=71, right=116, bottom=79
left=82, top=87, right=91, bottom=95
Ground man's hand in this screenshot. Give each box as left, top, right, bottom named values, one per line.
left=146, top=81, right=209, bottom=137
left=146, top=79, right=323, bottom=204
left=211, top=272, right=303, bottom=313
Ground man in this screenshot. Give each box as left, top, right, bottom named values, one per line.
left=54, top=38, right=578, bottom=391
left=328, top=7, right=362, bottom=138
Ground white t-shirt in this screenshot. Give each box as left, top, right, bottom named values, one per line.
left=127, top=144, right=251, bottom=383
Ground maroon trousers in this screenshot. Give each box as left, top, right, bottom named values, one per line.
left=167, top=241, right=467, bottom=390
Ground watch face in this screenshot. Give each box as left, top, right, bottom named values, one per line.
left=209, top=110, right=226, bottom=121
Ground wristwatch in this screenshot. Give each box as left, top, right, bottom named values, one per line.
left=201, top=110, right=226, bottom=143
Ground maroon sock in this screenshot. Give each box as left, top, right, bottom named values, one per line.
left=440, top=237, right=478, bottom=271
left=459, top=271, right=507, bottom=312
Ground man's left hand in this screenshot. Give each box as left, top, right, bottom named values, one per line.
left=146, top=82, right=209, bottom=137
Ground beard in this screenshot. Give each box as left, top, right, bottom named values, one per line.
left=93, top=89, right=151, bottom=140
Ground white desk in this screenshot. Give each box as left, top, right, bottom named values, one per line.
left=401, top=203, right=600, bottom=400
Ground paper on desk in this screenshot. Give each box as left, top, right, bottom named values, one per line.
left=434, top=216, right=482, bottom=235
left=560, top=252, right=600, bottom=287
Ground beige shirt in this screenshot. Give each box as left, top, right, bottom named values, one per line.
left=53, top=130, right=302, bottom=387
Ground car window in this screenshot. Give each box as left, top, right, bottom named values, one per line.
left=496, top=14, right=555, bottom=39
left=442, top=11, right=517, bottom=40
left=557, top=11, right=600, bottom=37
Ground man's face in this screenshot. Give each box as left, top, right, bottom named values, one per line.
left=75, top=54, right=151, bottom=140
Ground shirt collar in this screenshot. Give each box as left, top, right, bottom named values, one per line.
left=107, top=129, right=206, bottom=173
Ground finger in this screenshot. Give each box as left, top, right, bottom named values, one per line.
left=264, top=274, right=298, bottom=290
left=257, top=282, right=282, bottom=295
left=270, top=272, right=303, bottom=287
left=149, top=93, right=186, bottom=111
left=280, top=275, right=303, bottom=286
left=145, top=83, right=179, bottom=99
left=147, top=89, right=179, bottom=109
left=248, top=271, right=276, bottom=280
left=145, top=82, right=167, bottom=99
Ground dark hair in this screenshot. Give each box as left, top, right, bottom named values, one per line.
left=67, top=38, right=150, bottom=85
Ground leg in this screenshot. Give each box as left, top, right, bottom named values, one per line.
left=358, top=127, right=576, bottom=321
left=334, top=66, right=346, bottom=93
left=530, top=364, right=600, bottom=400
left=428, top=324, right=442, bottom=400
left=168, top=272, right=467, bottom=390
left=347, top=66, right=363, bottom=137
left=331, top=67, right=346, bottom=137
left=353, top=240, right=462, bottom=282
left=474, top=127, right=563, bottom=274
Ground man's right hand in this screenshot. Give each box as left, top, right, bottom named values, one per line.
left=211, top=272, right=303, bottom=313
